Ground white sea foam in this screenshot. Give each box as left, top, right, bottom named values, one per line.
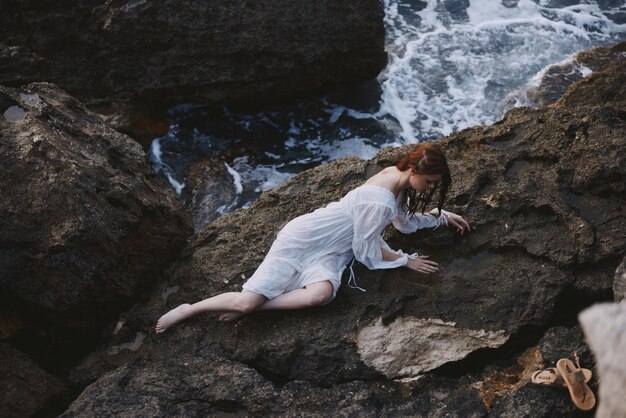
left=380, top=0, right=626, bottom=143
left=150, top=138, right=163, bottom=163
left=150, top=137, right=185, bottom=194
left=224, top=162, right=243, bottom=194
left=580, top=65, right=593, bottom=76
left=166, top=174, right=185, bottom=195
left=327, top=106, right=345, bottom=124
left=284, top=137, right=297, bottom=148
left=315, top=137, right=381, bottom=161
left=232, top=157, right=294, bottom=193
left=265, top=151, right=281, bottom=159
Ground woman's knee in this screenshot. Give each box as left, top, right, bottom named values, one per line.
left=307, top=281, right=334, bottom=306
left=234, top=292, right=265, bottom=313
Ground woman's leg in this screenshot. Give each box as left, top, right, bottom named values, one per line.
left=258, top=280, right=334, bottom=310
left=218, top=280, right=334, bottom=321
left=155, top=291, right=267, bottom=333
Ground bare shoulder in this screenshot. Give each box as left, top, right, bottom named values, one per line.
left=365, top=166, right=399, bottom=188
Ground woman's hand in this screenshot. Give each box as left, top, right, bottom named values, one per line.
left=405, top=255, right=439, bottom=274
left=431, top=209, right=471, bottom=235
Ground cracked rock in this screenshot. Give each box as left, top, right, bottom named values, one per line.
left=357, top=316, right=509, bottom=378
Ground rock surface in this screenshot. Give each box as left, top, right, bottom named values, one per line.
left=63, top=45, right=626, bottom=415
left=181, top=159, right=239, bottom=232
left=0, top=343, right=69, bottom=418
left=525, top=42, right=626, bottom=108
left=357, top=316, right=508, bottom=378
left=0, top=82, right=192, bottom=330
left=579, top=302, right=626, bottom=418
left=64, top=352, right=486, bottom=417
left=0, top=1, right=386, bottom=109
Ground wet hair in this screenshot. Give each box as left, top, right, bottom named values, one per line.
left=396, top=143, right=451, bottom=216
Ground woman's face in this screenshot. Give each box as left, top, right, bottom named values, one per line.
left=410, top=173, right=442, bottom=193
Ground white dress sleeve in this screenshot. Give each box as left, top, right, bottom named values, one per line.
left=392, top=210, right=449, bottom=234
left=351, top=202, right=409, bottom=270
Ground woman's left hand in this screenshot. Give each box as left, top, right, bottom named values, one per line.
left=432, top=209, right=471, bottom=235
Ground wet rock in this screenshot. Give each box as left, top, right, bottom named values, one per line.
left=526, top=42, right=626, bottom=107
left=613, top=256, right=626, bottom=302
left=0, top=1, right=386, bottom=111
left=0, top=82, right=192, bottom=331
left=67, top=48, right=625, bottom=413
left=0, top=343, right=69, bottom=418
left=579, top=302, right=626, bottom=418
left=182, top=159, right=239, bottom=232
left=525, top=62, right=588, bottom=108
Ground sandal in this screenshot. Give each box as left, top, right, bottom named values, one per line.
left=531, top=367, right=592, bottom=388
left=556, top=354, right=596, bottom=411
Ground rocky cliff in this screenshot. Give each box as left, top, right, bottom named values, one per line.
left=0, top=1, right=386, bottom=109
left=56, top=45, right=625, bottom=416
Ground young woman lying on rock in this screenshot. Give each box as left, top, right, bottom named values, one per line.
left=155, top=143, right=470, bottom=333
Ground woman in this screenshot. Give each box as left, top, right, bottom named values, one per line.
left=155, top=143, right=469, bottom=333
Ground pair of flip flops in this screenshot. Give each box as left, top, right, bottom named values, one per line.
left=531, top=354, right=596, bottom=411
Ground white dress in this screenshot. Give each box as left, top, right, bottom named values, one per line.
left=242, top=184, right=447, bottom=300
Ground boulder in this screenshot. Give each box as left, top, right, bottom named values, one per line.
left=0, top=1, right=386, bottom=110
left=0, top=343, right=69, bottom=418
left=63, top=352, right=485, bottom=417
left=63, top=46, right=626, bottom=415
left=0, top=82, right=192, bottom=330
left=579, top=302, right=626, bottom=418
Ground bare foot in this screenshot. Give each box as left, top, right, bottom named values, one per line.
left=218, top=311, right=245, bottom=321
left=155, top=303, right=192, bottom=334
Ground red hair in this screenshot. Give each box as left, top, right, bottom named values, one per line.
left=396, top=143, right=451, bottom=215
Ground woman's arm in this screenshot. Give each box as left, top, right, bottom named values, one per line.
left=393, top=209, right=471, bottom=234
left=428, top=209, right=471, bottom=235
left=381, top=247, right=439, bottom=274
left=351, top=202, right=409, bottom=270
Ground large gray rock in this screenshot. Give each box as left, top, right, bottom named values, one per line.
left=579, top=302, right=626, bottom=418
left=0, top=1, right=385, bottom=109
left=0, top=82, right=192, bottom=330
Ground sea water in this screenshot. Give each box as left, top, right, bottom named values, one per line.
left=150, top=0, right=626, bottom=211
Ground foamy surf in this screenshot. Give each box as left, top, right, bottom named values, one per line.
left=380, top=0, right=626, bottom=142
left=149, top=0, right=626, bottom=217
